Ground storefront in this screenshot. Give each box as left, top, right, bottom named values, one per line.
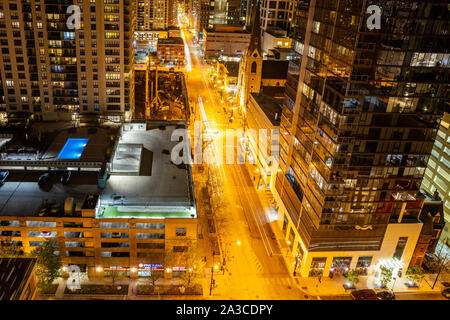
left=329, top=257, right=352, bottom=277
left=309, top=257, right=327, bottom=277
left=356, top=256, right=373, bottom=275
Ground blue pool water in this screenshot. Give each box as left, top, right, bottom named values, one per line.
left=57, top=138, right=88, bottom=159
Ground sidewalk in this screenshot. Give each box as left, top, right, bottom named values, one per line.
left=255, top=188, right=445, bottom=298
left=295, top=273, right=444, bottom=297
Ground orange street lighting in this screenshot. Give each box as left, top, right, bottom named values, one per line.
left=237, top=240, right=241, bottom=246
left=166, top=267, right=172, bottom=273
left=214, top=265, right=219, bottom=270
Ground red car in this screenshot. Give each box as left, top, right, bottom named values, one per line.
left=350, top=289, right=379, bottom=300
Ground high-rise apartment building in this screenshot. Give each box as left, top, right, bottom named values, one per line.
left=0, top=0, right=135, bottom=122
left=273, top=0, right=449, bottom=278
left=260, top=0, right=295, bottom=32
left=135, top=0, right=174, bottom=30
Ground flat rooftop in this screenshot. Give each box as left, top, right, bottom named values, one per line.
left=251, top=91, right=283, bottom=126
left=41, top=126, right=117, bottom=163
left=0, top=123, right=196, bottom=219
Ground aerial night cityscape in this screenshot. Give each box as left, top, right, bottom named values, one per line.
left=0, top=0, right=449, bottom=313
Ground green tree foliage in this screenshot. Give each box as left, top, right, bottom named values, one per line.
left=0, top=240, right=23, bottom=257
left=31, top=241, right=62, bottom=292
left=379, top=266, right=393, bottom=288
left=345, top=269, right=360, bottom=286
left=406, top=266, right=423, bottom=285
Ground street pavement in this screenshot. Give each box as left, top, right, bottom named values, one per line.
left=181, top=25, right=311, bottom=300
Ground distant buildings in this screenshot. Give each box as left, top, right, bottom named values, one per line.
left=261, top=28, right=292, bottom=56
left=0, top=258, right=38, bottom=300
left=260, top=0, right=295, bottom=31
left=135, top=0, right=178, bottom=30
left=202, top=25, right=251, bottom=58
left=0, top=0, right=135, bottom=123
left=157, top=37, right=185, bottom=66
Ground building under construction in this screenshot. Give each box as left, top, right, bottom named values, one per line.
left=134, top=69, right=190, bottom=122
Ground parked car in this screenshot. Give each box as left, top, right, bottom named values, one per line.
left=40, top=231, right=51, bottom=236
left=0, top=221, right=9, bottom=226
left=112, top=232, right=121, bottom=238
left=38, top=173, right=51, bottom=186
left=0, top=170, right=10, bottom=184
left=38, top=207, right=49, bottom=217
left=49, top=203, right=62, bottom=216
left=376, top=290, right=396, bottom=300
left=1, top=230, right=13, bottom=236
left=350, top=289, right=379, bottom=300
left=442, top=288, right=450, bottom=299
left=61, top=170, right=71, bottom=184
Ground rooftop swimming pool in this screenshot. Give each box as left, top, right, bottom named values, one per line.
left=57, top=138, right=88, bottom=159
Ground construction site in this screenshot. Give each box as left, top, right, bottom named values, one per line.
left=134, top=68, right=190, bottom=122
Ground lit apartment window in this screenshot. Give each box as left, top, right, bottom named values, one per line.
left=105, top=73, right=120, bottom=80
left=12, top=21, right=19, bottom=28
left=105, top=32, right=119, bottom=39
left=6, top=80, right=14, bottom=87
left=37, top=22, right=43, bottom=29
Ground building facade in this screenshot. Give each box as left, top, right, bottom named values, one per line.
left=135, top=0, right=171, bottom=30
left=156, top=37, right=185, bottom=65
left=272, top=0, right=449, bottom=277
left=202, top=25, right=251, bottom=58
left=0, top=213, right=197, bottom=279
left=260, top=0, right=295, bottom=31
left=420, top=112, right=450, bottom=253
left=0, top=0, right=135, bottom=123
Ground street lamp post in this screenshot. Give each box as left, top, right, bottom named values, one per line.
left=209, top=266, right=215, bottom=296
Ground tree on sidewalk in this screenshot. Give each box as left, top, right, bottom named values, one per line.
left=406, top=266, right=423, bottom=287
left=379, top=266, right=393, bottom=288
left=344, top=269, right=360, bottom=287
left=31, top=241, right=62, bottom=292
left=0, top=239, right=23, bottom=257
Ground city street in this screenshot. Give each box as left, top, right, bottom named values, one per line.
left=180, top=24, right=309, bottom=300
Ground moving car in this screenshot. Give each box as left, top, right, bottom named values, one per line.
left=350, top=289, right=379, bottom=300
left=0, top=170, right=10, bottom=184
left=442, top=288, right=450, bottom=299
left=61, top=170, right=71, bottom=185
left=376, top=290, right=396, bottom=300
left=38, top=173, right=51, bottom=186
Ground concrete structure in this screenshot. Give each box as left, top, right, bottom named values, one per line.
left=0, top=122, right=198, bottom=279
left=272, top=0, right=449, bottom=278
left=0, top=0, right=135, bottom=123
left=421, top=112, right=450, bottom=255
left=262, top=28, right=292, bottom=55
left=244, top=87, right=283, bottom=189
left=156, top=37, right=185, bottom=66
left=202, top=25, right=251, bottom=58
left=215, top=61, right=239, bottom=92
left=260, top=0, right=295, bottom=31
left=135, top=0, right=176, bottom=30
left=0, top=258, right=38, bottom=300
left=237, top=6, right=289, bottom=110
